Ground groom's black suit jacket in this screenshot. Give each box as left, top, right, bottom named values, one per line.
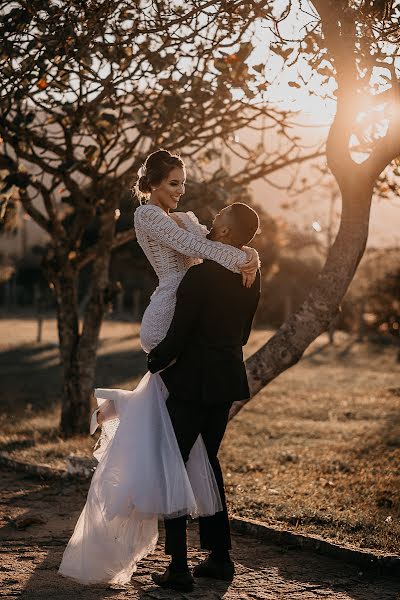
left=147, top=260, right=261, bottom=406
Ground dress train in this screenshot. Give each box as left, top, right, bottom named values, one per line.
left=58, top=372, right=222, bottom=585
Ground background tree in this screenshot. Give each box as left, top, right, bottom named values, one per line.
left=343, top=247, right=400, bottom=349
left=0, top=0, right=320, bottom=436
left=373, top=267, right=400, bottom=361
left=3, top=1, right=399, bottom=434
left=257, top=225, right=324, bottom=326
left=232, top=0, right=400, bottom=416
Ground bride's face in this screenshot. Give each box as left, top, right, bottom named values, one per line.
left=151, top=167, right=186, bottom=212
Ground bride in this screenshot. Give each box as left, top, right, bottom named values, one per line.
left=58, top=149, right=259, bottom=586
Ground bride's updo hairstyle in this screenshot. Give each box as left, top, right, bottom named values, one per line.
left=134, top=149, right=185, bottom=203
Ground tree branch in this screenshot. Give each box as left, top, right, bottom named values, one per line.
left=19, top=190, right=52, bottom=236
left=364, top=102, right=400, bottom=180
left=75, top=228, right=137, bottom=271
left=310, top=0, right=359, bottom=187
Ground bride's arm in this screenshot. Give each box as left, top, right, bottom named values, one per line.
left=135, top=205, right=256, bottom=274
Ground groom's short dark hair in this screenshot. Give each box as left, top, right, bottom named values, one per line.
left=228, top=203, right=260, bottom=247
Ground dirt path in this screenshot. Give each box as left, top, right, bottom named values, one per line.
left=0, top=469, right=399, bottom=600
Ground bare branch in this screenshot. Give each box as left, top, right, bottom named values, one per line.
left=364, top=100, right=400, bottom=180
left=19, top=190, right=52, bottom=236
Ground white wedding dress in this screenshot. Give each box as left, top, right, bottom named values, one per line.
left=58, top=204, right=248, bottom=585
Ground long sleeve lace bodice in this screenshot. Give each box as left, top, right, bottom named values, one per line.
left=134, top=204, right=248, bottom=353
left=134, top=204, right=247, bottom=279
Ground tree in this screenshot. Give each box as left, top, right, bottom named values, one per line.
left=349, top=250, right=400, bottom=351
left=3, top=1, right=398, bottom=434
left=232, top=0, right=400, bottom=416
left=373, top=267, right=400, bottom=361
left=0, top=0, right=320, bottom=436
left=257, top=228, right=324, bottom=326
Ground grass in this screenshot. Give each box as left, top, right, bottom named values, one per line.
left=0, top=311, right=399, bottom=554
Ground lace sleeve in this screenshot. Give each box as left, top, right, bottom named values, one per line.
left=135, top=205, right=247, bottom=272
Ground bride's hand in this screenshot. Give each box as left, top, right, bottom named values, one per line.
left=240, top=247, right=260, bottom=288
left=169, top=213, right=186, bottom=229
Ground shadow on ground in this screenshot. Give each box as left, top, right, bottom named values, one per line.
left=0, top=341, right=146, bottom=416
left=1, top=470, right=400, bottom=600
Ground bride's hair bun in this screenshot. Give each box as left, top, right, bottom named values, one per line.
left=133, top=149, right=185, bottom=203
left=137, top=175, right=152, bottom=194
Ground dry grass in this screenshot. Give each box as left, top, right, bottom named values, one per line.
left=0, top=312, right=399, bottom=554
left=224, top=331, right=400, bottom=555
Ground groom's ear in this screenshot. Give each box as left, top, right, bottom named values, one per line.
left=220, top=224, right=231, bottom=237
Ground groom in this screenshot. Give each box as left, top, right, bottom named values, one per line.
left=147, top=202, right=261, bottom=592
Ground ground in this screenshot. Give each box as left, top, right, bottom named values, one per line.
left=0, top=313, right=399, bottom=554
left=1, top=468, right=400, bottom=600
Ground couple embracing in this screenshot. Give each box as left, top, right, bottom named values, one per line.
left=58, top=149, right=261, bottom=593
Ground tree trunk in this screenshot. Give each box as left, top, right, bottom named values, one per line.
left=116, top=289, right=124, bottom=316
left=34, top=284, right=43, bottom=343
left=54, top=269, right=85, bottom=436
left=56, top=268, right=110, bottom=437
left=53, top=208, right=116, bottom=437
left=231, top=180, right=373, bottom=419
left=36, top=311, right=43, bottom=344
left=77, top=255, right=114, bottom=433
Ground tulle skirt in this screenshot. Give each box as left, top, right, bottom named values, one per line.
left=58, top=371, right=222, bottom=585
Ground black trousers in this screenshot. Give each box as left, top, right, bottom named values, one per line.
left=164, top=394, right=232, bottom=556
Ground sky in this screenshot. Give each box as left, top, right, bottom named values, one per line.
left=242, top=1, right=400, bottom=249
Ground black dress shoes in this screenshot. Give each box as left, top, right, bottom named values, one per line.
left=151, top=566, right=194, bottom=592
left=193, top=556, right=235, bottom=581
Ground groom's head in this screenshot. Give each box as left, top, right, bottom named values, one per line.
left=208, top=203, right=260, bottom=248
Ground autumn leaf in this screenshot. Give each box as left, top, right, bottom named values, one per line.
left=96, top=112, right=117, bottom=131
left=252, top=63, right=265, bottom=74
left=224, top=53, right=239, bottom=64
left=37, top=77, right=48, bottom=90
left=84, top=145, right=99, bottom=162
left=214, top=57, right=230, bottom=72
left=317, top=66, right=334, bottom=78
left=271, top=45, right=293, bottom=60
left=2, top=172, right=31, bottom=192
left=81, top=54, right=92, bottom=68
left=236, top=41, right=253, bottom=61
